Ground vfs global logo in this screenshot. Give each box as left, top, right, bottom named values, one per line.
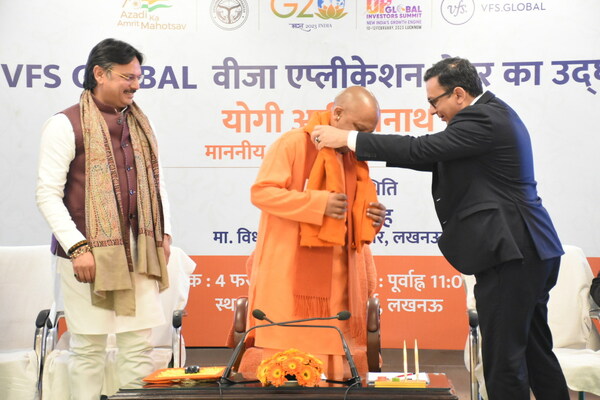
left=441, top=0, right=475, bottom=25
left=271, top=0, right=348, bottom=20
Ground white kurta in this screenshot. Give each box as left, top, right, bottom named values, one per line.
left=36, top=113, right=172, bottom=334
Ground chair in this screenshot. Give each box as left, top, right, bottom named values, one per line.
left=41, top=246, right=195, bottom=399
left=462, top=273, right=484, bottom=400
left=547, top=246, right=600, bottom=397
left=0, top=245, right=54, bottom=400
left=463, top=245, right=600, bottom=400
left=230, top=295, right=382, bottom=372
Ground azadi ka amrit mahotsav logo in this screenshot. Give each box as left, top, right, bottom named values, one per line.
left=130, top=0, right=172, bottom=12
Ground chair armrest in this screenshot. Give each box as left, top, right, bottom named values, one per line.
left=34, top=309, right=51, bottom=396
left=232, top=297, right=249, bottom=372
left=35, top=309, right=51, bottom=329
left=366, top=297, right=381, bottom=372
left=34, top=309, right=51, bottom=359
left=233, top=297, right=249, bottom=337
left=34, top=309, right=51, bottom=363
left=172, top=309, right=187, bottom=329
left=367, top=297, right=380, bottom=332
left=45, top=311, right=65, bottom=354
left=468, top=309, right=479, bottom=329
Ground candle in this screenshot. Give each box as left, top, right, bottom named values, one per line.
left=403, top=340, right=408, bottom=380
left=414, top=339, right=420, bottom=378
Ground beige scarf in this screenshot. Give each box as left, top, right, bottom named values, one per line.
left=80, top=90, right=168, bottom=316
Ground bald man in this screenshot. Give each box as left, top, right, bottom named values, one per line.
left=239, top=86, right=386, bottom=381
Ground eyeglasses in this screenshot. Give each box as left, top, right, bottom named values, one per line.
left=427, top=88, right=454, bottom=109
left=108, top=69, right=144, bottom=84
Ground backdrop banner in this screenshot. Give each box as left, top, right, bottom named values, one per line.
left=1, top=0, right=598, bottom=348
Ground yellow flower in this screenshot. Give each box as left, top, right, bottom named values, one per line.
left=256, top=364, right=269, bottom=381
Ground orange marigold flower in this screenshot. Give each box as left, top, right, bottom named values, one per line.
left=267, top=365, right=285, bottom=386
left=297, top=365, right=319, bottom=386
left=257, top=349, right=323, bottom=387
left=282, top=358, right=300, bottom=375
left=292, top=355, right=305, bottom=365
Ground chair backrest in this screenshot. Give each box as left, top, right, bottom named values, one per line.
left=150, top=246, right=196, bottom=347
left=0, top=245, right=53, bottom=351
left=548, top=245, right=595, bottom=349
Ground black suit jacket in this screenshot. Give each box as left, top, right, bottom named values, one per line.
left=357, top=91, right=563, bottom=274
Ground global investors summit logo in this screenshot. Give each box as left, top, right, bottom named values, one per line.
left=210, top=0, right=249, bottom=30
left=365, top=0, right=424, bottom=31
left=440, top=0, right=475, bottom=25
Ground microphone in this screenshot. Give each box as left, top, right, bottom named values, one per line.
left=337, top=310, right=351, bottom=321
left=252, top=308, right=351, bottom=324
left=251, top=309, right=275, bottom=324
left=220, top=309, right=361, bottom=385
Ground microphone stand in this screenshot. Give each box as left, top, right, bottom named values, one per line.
left=275, top=323, right=361, bottom=386
left=219, top=322, right=278, bottom=384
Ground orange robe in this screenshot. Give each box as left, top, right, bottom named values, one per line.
left=240, top=122, right=378, bottom=380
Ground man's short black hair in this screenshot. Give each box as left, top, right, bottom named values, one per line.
left=83, top=38, right=144, bottom=90
left=424, top=57, right=483, bottom=97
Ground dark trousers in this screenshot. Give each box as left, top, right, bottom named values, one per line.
left=474, top=249, right=569, bottom=400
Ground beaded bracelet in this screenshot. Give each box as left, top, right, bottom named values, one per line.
left=70, top=244, right=91, bottom=260
left=68, top=240, right=88, bottom=256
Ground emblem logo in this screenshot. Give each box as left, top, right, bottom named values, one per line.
left=210, top=0, right=249, bottom=30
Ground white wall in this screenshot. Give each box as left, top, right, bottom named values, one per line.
left=1, top=0, right=599, bottom=258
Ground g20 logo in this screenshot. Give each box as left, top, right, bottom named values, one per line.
left=271, top=0, right=348, bottom=20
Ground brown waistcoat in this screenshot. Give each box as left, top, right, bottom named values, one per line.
left=51, top=100, right=139, bottom=258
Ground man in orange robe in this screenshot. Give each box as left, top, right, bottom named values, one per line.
left=240, top=86, right=385, bottom=381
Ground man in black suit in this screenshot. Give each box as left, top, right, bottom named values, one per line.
left=311, top=57, right=569, bottom=400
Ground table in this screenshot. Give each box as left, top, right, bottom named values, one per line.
left=109, top=373, right=458, bottom=399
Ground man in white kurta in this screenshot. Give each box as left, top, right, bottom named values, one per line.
left=36, top=38, right=172, bottom=400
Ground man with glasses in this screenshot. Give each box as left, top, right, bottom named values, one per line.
left=311, top=57, right=569, bottom=399
left=36, top=38, right=171, bottom=399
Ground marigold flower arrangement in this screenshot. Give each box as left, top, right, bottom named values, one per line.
left=256, top=348, right=324, bottom=387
